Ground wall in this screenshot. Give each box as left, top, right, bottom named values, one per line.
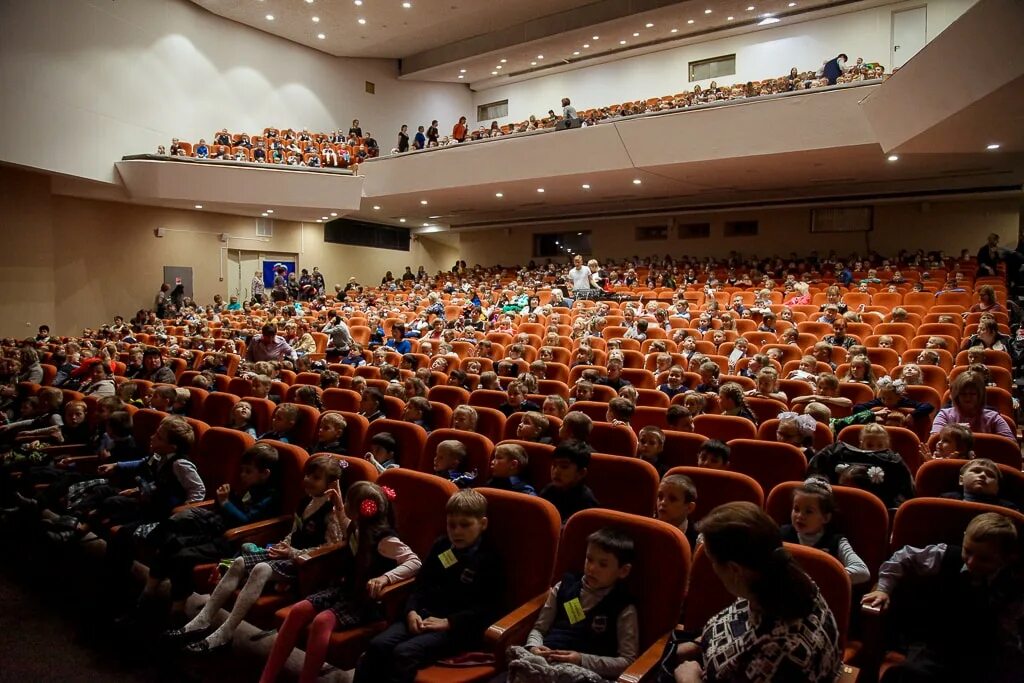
left=470, top=0, right=975, bottom=124
left=0, top=0, right=472, bottom=184
left=456, top=198, right=1022, bottom=266
left=0, top=166, right=461, bottom=337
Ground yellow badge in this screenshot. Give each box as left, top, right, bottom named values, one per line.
left=564, top=597, right=586, bottom=625
left=439, top=548, right=458, bottom=569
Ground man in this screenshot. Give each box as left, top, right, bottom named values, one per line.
left=246, top=323, right=297, bottom=362
left=568, top=255, right=593, bottom=298
left=977, top=233, right=1002, bottom=276
left=402, top=266, right=416, bottom=282
left=820, top=53, right=848, bottom=85
left=311, top=266, right=326, bottom=295
left=155, top=283, right=170, bottom=318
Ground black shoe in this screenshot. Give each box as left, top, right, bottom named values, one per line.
left=164, top=624, right=212, bottom=645
left=184, top=638, right=230, bottom=655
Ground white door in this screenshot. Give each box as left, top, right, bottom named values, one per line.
left=892, top=6, right=927, bottom=69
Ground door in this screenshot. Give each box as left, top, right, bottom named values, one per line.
left=228, top=250, right=262, bottom=302
left=892, top=6, right=927, bottom=69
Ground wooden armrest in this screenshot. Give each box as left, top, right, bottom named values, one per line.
left=296, top=542, right=346, bottom=566
left=618, top=635, right=669, bottom=683
left=172, top=499, right=215, bottom=514
left=41, top=445, right=92, bottom=458
left=484, top=592, right=549, bottom=655
left=223, top=514, right=292, bottom=545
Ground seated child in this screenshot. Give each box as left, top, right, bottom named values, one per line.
left=636, top=425, right=668, bottom=477
left=940, top=458, right=1019, bottom=511
left=851, top=377, right=932, bottom=429
left=365, top=431, right=400, bottom=474
left=506, top=527, right=638, bottom=683
left=540, top=440, right=600, bottom=524
left=402, top=396, right=434, bottom=433
left=228, top=400, right=257, bottom=438
left=148, top=385, right=179, bottom=412
left=921, top=423, right=974, bottom=461
left=781, top=477, right=869, bottom=585
left=665, top=405, right=694, bottom=432
left=718, top=383, right=758, bottom=424
left=433, top=439, right=476, bottom=488
left=807, top=423, right=914, bottom=508
left=657, top=474, right=699, bottom=549
left=558, top=411, right=594, bottom=445
left=775, top=411, right=818, bottom=460
left=658, top=365, right=688, bottom=399
left=171, top=455, right=345, bottom=652
left=605, top=397, right=634, bottom=427
left=259, top=402, right=300, bottom=443
left=697, top=439, right=730, bottom=470
left=516, top=411, right=552, bottom=444
left=747, top=367, right=787, bottom=402
left=498, top=381, right=541, bottom=418
left=353, top=489, right=504, bottom=683
left=571, top=380, right=595, bottom=405
left=312, top=412, right=348, bottom=455
left=485, top=443, right=536, bottom=495
left=260, top=482, right=422, bottom=683
left=861, top=513, right=1024, bottom=682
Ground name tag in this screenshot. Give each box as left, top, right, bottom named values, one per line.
left=564, top=597, right=586, bottom=625
left=439, top=549, right=458, bottom=569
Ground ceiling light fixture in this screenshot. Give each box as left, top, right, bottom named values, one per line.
left=316, top=219, right=322, bottom=223
left=500, top=58, right=507, bottom=63
left=537, top=188, right=545, bottom=193
left=429, top=215, right=441, bottom=219
left=704, top=8, right=712, bottom=13
left=619, top=39, right=627, bottom=44
left=537, top=54, right=544, bottom=59
left=317, top=33, right=325, bottom=39
left=495, top=192, right=503, bottom=198
left=266, top=209, right=274, bottom=214
left=312, top=16, right=319, bottom=22
left=194, top=204, right=203, bottom=209
left=422, top=223, right=430, bottom=227
left=727, top=16, right=734, bottom=20
left=687, top=19, right=694, bottom=24
left=645, top=22, right=654, bottom=28
left=357, top=17, right=366, bottom=24
left=457, top=75, right=464, bottom=78
left=670, top=28, right=678, bottom=32
left=581, top=184, right=591, bottom=189
left=261, top=212, right=269, bottom=217
left=887, top=154, right=899, bottom=162
left=330, top=212, right=337, bottom=216
left=265, top=14, right=274, bottom=20
left=788, top=2, right=796, bottom=6
left=987, top=143, right=1001, bottom=150
left=632, top=179, right=642, bottom=185
left=354, top=0, right=363, bottom=4
left=372, top=205, right=381, bottom=209
left=573, top=51, right=580, bottom=55
left=531, top=61, right=537, bottom=65
left=491, top=71, right=498, bottom=75
left=632, top=32, right=640, bottom=37
left=460, top=68, right=466, bottom=73
left=402, top=1, right=412, bottom=7
left=583, top=43, right=590, bottom=48
left=420, top=200, right=428, bottom=205
left=321, top=216, right=329, bottom=220
left=306, top=0, right=314, bottom=4
left=593, top=35, right=599, bottom=39
left=496, top=65, right=502, bottom=69
left=399, top=218, right=406, bottom=223
left=747, top=5, right=755, bottom=10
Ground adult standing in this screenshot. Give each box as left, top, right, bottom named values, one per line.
left=977, top=232, right=1002, bottom=276
left=271, top=265, right=289, bottom=303
left=820, top=53, right=848, bottom=85
left=568, top=255, right=594, bottom=298
left=251, top=271, right=265, bottom=304
left=155, top=283, right=170, bottom=318
left=560, top=97, right=580, bottom=129
left=169, top=284, right=186, bottom=312
left=453, top=116, right=468, bottom=143
left=311, top=266, right=326, bottom=296
left=426, top=120, right=439, bottom=147
left=397, top=125, right=410, bottom=153
left=246, top=323, right=297, bottom=363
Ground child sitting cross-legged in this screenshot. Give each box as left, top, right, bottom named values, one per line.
left=168, top=454, right=345, bottom=653
left=504, top=527, right=638, bottom=683
left=352, top=489, right=504, bottom=683
left=940, top=458, right=1019, bottom=511
left=433, top=438, right=476, bottom=489
left=260, top=482, right=422, bottom=683
left=782, top=477, right=870, bottom=585
left=540, top=440, right=600, bottom=525
left=656, top=474, right=699, bottom=550
left=861, top=513, right=1024, bottom=682
left=484, top=443, right=535, bottom=495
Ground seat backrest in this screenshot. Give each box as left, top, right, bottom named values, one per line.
left=426, top=385, right=471, bottom=410
left=766, top=482, right=890, bottom=582
left=378, top=468, right=458, bottom=559
left=258, top=439, right=310, bottom=515
left=321, top=411, right=368, bottom=456
left=662, top=431, right=708, bottom=469
left=322, top=388, right=361, bottom=413
left=201, top=391, right=240, bottom=427
left=890, top=497, right=1024, bottom=552
left=632, top=406, right=669, bottom=431
left=468, top=389, right=507, bottom=411
left=745, top=397, right=788, bottom=425
left=588, top=422, right=638, bottom=457
left=727, top=439, right=807, bottom=495
left=556, top=509, right=690, bottom=650
left=500, top=439, right=555, bottom=491
left=666, top=466, right=764, bottom=525
left=247, top=397, right=277, bottom=436
left=837, top=424, right=923, bottom=474
left=587, top=453, right=659, bottom=516
left=365, top=418, right=427, bottom=470
left=914, top=459, right=1024, bottom=508
left=332, top=454, right=378, bottom=491
left=290, top=403, right=321, bottom=451
left=470, top=406, right=507, bottom=445
left=422, top=428, right=495, bottom=483
left=196, top=426, right=255, bottom=493
left=132, top=408, right=168, bottom=452
left=694, top=414, right=757, bottom=441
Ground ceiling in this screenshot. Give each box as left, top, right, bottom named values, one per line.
left=188, top=0, right=864, bottom=83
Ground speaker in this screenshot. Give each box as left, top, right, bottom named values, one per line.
left=219, top=233, right=229, bottom=243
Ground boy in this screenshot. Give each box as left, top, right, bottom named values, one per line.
left=637, top=425, right=668, bottom=477
left=665, top=405, right=694, bottom=432
left=516, top=411, right=552, bottom=444
left=498, top=381, right=540, bottom=418
left=365, top=431, right=400, bottom=473
left=605, top=397, right=634, bottom=426
left=697, top=440, right=730, bottom=469
left=485, top=443, right=535, bottom=495
left=658, top=365, right=688, bottom=399
left=862, top=513, right=1024, bottom=682
left=259, top=402, right=299, bottom=443
left=940, top=458, right=1019, bottom=511
left=558, top=411, right=593, bottom=444
left=311, top=412, right=347, bottom=455
left=149, top=385, right=178, bottom=412
left=657, top=474, right=699, bottom=549
left=540, top=440, right=600, bottom=524
left=354, top=489, right=504, bottom=683
left=507, top=528, right=638, bottom=681
left=434, top=439, right=475, bottom=489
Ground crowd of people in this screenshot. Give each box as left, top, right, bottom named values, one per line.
left=1, top=244, right=1022, bottom=682
left=152, top=55, right=885, bottom=165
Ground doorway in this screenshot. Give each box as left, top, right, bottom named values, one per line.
left=227, top=250, right=296, bottom=303
left=891, top=6, right=927, bottom=69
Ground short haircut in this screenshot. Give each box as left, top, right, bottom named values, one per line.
left=370, top=431, right=397, bottom=454
left=699, top=439, right=730, bottom=464
left=587, top=527, right=635, bottom=566
left=174, top=387, right=191, bottom=405
left=638, top=424, right=665, bottom=446
left=242, top=442, right=280, bottom=473
left=607, top=397, right=635, bottom=421
left=154, top=385, right=178, bottom=400
left=438, top=439, right=468, bottom=463
left=363, top=387, right=384, bottom=408
left=966, top=512, right=1018, bottom=557
left=452, top=404, right=478, bottom=428
left=261, top=323, right=277, bottom=336
left=553, top=439, right=592, bottom=469
left=304, top=454, right=343, bottom=482
left=666, top=405, right=692, bottom=427
left=320, top=412, right=347, bottom=432
left=160, top=415, right=195, bottom=454
left=522, top=411, right=550, bottom=433
left=661, top=474, right=697, bottom=503
left=804, top=401, right=831, bottom=423
left=495, top=443, right=529, bottom=468
left=273, top=402, right=299, bottom=423
left=961, top=458, right=1001, bottom=481
left=446, top=488, right=488, bottom=519
left=562, top=411, right=593, bottom=440
left=107, top=410, right=133, bottom=438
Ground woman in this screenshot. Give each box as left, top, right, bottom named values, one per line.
left=671, top=502, right=841, bottom=682
left=931, top=371, right=1014, bottom=439
left=969, top=285, right=1005, bottom=314
left=961, top=319, right=1010, bottom=352
left=348, top=119, right=362, bottom=138
left=396, top=125, right=409, bottom=153
left=452, top=116, right=468, bottom=143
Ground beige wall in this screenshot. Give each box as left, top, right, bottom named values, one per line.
left=457, top=198, right=1022, bottom=266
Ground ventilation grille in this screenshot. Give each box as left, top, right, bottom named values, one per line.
left=256, top=218, right=273, bottom=237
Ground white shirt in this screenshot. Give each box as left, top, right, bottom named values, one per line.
left=569, top=265, right=593, bottom=291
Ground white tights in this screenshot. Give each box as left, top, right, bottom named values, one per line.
left=182, top=558, right=273, bottom=647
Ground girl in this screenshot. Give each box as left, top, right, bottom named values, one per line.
left=921, top=423, right=975, bottom=461
left=775, top=411, right=818, bottom=460
left=840, top=355, right=876, bottom=389
left=228, top=400, right=257, bottom=439
left=402, top=396, right=434, bottom=433
left=173, top=455, right=345, bottom=652
left=695, top=360, right=721, bottom=394
left=747, top=367, right=787, bottom=402
left=719, top=382, right=758, bottom=424
left=781, top=477, right=870, bottom=585
left=851, top=377, right=932, bottom=428
left=294, top=385, right=323, bottom=411
left=727, top=338, right=750, bottom=373
left=259, top=483, right=421, bottom=683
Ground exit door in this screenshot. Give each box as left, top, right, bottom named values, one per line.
left=892, top=6, right=927, bottom=69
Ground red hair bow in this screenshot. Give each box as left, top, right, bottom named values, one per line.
left=381, top=486, right=397, bottom=501
left=360, top=499, right=379, bottom=518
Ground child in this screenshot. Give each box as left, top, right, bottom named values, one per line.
left=133, top=443, right=282, bottom=621
left=658, top=365, right=688, bottom=399
left=851, top=377, right=933, bottom=429
left=775, top=411, right=818, bottom=460
left=571, top=380, right=595, bottom=404
left=682, top=392, right=706, bottom=417
left=516, top=411, right=552, bottom=444
left=540, top=440, right=600, bottom=524
left=861, top=513, right=1024, bottom=681
left=940, top=458, right=1019, bottom=510
left=636, top=425, right=668, bottom=477
left=433, top=439, right=476, bottom=488
left=697, top=439, right=730, bottom=469
left=228, top=400, right=257, bottom=438
left=695, top=361, right=720, bottom=394
left=807, top=423, right=915, bottom=508
left=260, top=402, right=300, bottom=443
left=921, top=423, right=974, bottom=461
left=718, top=383, right=758, bottom=424
left=353, top=489, right=504, bottom=683
left=781, top=477, right=869, bottom=584
left=656, top=474, right=699, bottom=549
left=747, top=367, right=787, bottom=402
left=498, top=381, right=540, bottom=418
left=485, top=443, right=536, bottom=495
left=148, top=385, right=179, bottom=412
left=402, top=396, right=434, bottom=433
left=365, top=431, right=400, bottom=474
left=506, top=528, right=638, bottom=682
left=606, top=397, right=634, bottom=426
left=665, top=405, right=695, bottom=432
left=312, top=412, right=348, bottom=455
left=260, top=482, right=422, bottom=683
left=173, top=455, right=345, bottom=652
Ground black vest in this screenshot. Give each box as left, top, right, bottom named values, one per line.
left=544, top=572, right=630, bottom=656
left=142, top=452, right=188, bottom=515
left=780, top=524, right=842, bottom=558
left=290, top=495, right=335, bottom=549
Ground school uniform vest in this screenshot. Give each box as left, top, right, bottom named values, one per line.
left=143, top=452, right=188, bottom=515
left=780, top=525, right=842, bottom=558
left=290, top=495, right=335, bottom=549
left=347, top=525, right=398, bottom=603
left=544, top=572, right=630, bottom=656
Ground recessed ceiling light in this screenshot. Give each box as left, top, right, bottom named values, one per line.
left=581, top=184, right=591, bottom=189
left=592, top=35, right=599, bottom=40
left=317, top=33, right=326, bottom=39
left=330, top=212, right=337, bottom=216
left=500, top=58, right=507, bottom=63
left=704, top=8, right=712, bottom=13
left=491, top=71, right=498, bottom=75
left=619, top=40, right=627, bottom=44
left=727, top=16, right=734, bottom=20
left=573, top=51, right=580, bottom=55
left=758, top=16, right=779, bottom=24
left=887, top=154, right=899, bottom=162
left=632, top=32, right=640, bottom=37
left=670, top=28, right=678, bottom=32
left=632, top=179, right=642, bottom=185
left=422, top=223, right=430, bottom=227
left=460, top=68, right=466, bottom=73
left=429, top=215, right=441, bottom=219
left=194, top=204, right=203, bottom=209
left=312, top=16, right=319, bottom=22
left=316, top=219, right=322, bottom=223
left=321, top=216, right=329, bottom=220
left=495, top=192, right=504, bottom=198
left=399, top=218, right=406, bottom=223
left=357, top=17, right=366, bottom=24
left=531, top=61, right=537, bottom=65
left=687, top=19, right=694, bottom=24
left=265, top=14, right=274, bottom=20
left=537, top=188, right=545, bottom=193
left=372, top=205, right=381, bottom=209
left=788, top=2, right=796, bottom=5
left=457, top=74, right=464, bottom=78
left=577, top=232, right=583, bottom=236
left=583, top=43, right=590, bottom=48
left=495, top=65, right=502, bottom=69
left=645, top=22, right=654, bottom=28
left=261, top=212, right=269, bottom=216
left=747, top=5, right=755, bottom=9
left=355, top=0, right=363, bottom=4
left=266, top=209, right=274, bottom=214
left=420, top=200, right=428, bottom=205
left=987, top=143, right=1001, bottom=150
left=306, top=0, right=314, bottom=4
left=402, top=1, right=412, bottom=7
left=537, top=54, right=544, bottom=59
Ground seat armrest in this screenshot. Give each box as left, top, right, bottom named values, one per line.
left=172, top=499, right=215, bottom=514
left=839, top=664, right=860, bottom=682
left=484, top=592, right=549, bottom=657
left=295, top=542, right=346, bottom=566
left=223, top=514, right=292, bottom=545
left=617, top=635, right=669, bottom=683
